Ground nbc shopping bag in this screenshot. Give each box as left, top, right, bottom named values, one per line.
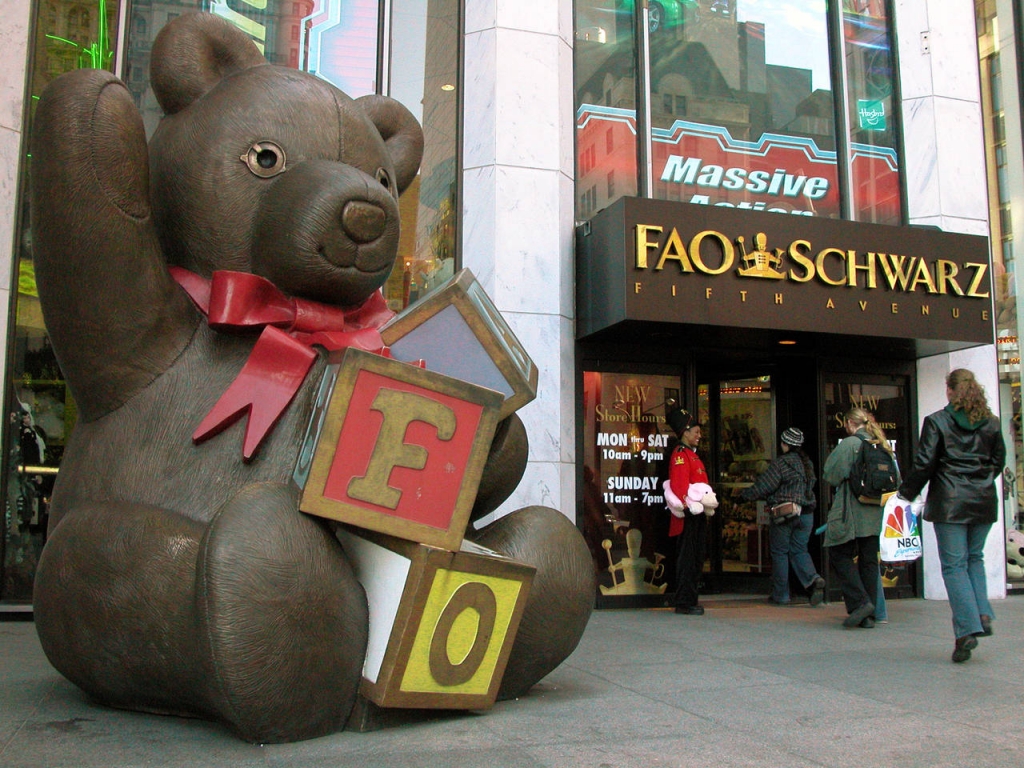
left=879, top=492, right=923, bottom=563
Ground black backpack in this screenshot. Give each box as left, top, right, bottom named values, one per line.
left=848, top=434, right=899, bottom=504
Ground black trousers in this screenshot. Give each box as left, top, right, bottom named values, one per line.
left=830, top=535, right=879, bottom=614
left=673, top=513, right=708, bottom=608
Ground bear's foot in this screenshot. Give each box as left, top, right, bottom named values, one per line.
left=197, top=482, right=368, bottom=743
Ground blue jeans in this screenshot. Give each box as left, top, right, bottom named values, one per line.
left=875, top=567, right=887, bottom=621
left=932, top=521, right=995, bottom=639
left=769, top=513, right=819, bottom=603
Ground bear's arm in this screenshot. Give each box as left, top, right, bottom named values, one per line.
left=30, top=69, right=198, bottom=422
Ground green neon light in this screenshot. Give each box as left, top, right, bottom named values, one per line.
left=43, top=0, right=113, bottom=71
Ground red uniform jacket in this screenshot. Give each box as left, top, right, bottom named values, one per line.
left=668, top=444, right=708, bottom=537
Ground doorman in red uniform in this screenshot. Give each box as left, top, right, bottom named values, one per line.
left=666, top=407, right=710, bottom=615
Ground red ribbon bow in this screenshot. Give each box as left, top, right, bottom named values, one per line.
left=170, top=267, right=394, bottom=460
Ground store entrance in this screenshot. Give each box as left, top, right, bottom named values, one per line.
left=701, top=374, right=775, bottom=593
left=697, top=361, right=821, bottom=597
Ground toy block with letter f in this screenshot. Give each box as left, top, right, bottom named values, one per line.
left=381, top=268, right=538, bottom=420
left=335, top=527, right=534, bottom=710
left=297, top=347, right=503, bottom=551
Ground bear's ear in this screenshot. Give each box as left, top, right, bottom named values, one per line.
left=355, top=94, right=425, bottom=195
left=150, top=13, right=266, bottom=116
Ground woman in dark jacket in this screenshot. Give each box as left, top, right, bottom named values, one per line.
left=898, top=368, right=1006, bottom=663
left=739, top=427, right=824, bottom=606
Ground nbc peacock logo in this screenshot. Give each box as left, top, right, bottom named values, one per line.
left=883, top=499, right=921, bottom=560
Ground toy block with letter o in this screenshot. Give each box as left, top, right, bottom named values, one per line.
left=297, top=347, right=503, bottom=551
left=381, top=268, right=538, bottom=420
left=335, top=527, right=535, bottom=710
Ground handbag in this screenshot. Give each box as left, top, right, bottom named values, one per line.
left=769, top=501, right=801, bottom=522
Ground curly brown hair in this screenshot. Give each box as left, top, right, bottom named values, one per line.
left=946, top=368, right=994, bottom=423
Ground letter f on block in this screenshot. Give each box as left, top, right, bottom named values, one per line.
left=347, top=388, right=457, bottom=509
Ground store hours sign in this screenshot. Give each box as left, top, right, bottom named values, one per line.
left=582, top=372, right=679, bottom=601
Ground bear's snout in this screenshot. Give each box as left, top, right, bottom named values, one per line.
left=251, top=160, right=401, bottom=305
left=341, top=200, right=386, bottom=244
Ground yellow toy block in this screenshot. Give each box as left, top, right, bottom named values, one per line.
left=335, top=528, right=535, bottom=710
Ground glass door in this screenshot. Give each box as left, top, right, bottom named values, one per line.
left=701, top=374, right=775, bottom=594
left=821, top=373, right=915, bottom=598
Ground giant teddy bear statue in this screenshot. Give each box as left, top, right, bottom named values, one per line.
left=29, top=12, right=594, bottom=744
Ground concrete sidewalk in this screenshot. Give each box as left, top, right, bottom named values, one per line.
left=2, top=595, right=1021, bottom=767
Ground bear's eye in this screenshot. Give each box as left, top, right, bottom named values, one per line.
left=375, top=168, right=394, bottom=195
left=241, top=142, right=287, bottom=178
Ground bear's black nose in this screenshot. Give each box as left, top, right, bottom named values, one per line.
left=341, top=200, right=386, bottom=244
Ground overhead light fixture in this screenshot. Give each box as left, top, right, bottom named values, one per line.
left=778, top=339, right=797, bottom=345
left=441, top=83, right=455, bottom=91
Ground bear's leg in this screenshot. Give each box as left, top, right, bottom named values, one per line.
left=195, top=482, right=367, bottom=743
left=469, top=506, right=596, bottom=700
left=34, top=500, right=209, bottom=717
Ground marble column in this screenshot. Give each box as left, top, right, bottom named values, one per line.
left=0, top=0, right=31, bottom=378
left=462, top=0, right=577, bottom=524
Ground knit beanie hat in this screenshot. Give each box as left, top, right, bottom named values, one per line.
left=781, top=427, right=804, bottom=447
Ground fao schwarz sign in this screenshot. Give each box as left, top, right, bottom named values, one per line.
left=576, top=198, right=994, bottom=345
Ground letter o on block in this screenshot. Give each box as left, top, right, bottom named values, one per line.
left=429, top=582, right=497, bottom=686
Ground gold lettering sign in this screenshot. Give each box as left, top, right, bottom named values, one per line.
left=630, top=225, right=992, bottom=300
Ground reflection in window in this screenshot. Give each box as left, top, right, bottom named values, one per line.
left=573, top=0, right=903, bottom=224
left=841, top=0, right=901, bottom=225
left=574, top=0, right=640, bottom=219
left=650, top=0, right=838, bottom=217
left=5, top=0, right=123, bottom=602
left=383, top=0, right=459, bottom=311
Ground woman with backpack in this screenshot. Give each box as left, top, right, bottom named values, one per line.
left=738, top=427, right=825, bottom=606
left=897, top=369, right=1005, bottom=663
left=822, top=408, right=898, bottom=628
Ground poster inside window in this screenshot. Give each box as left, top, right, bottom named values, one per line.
left=582, top=371, right=680, bottom=599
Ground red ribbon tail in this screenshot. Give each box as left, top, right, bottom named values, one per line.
left=193, top=326, right=317, bottom=460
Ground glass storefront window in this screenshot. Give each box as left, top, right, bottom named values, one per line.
left=382, top=0, right=459, bottom=311
left=573, top=0, right=904, bottom=223
left=582, top=370, right=679, bottom=603
left=840, top=0, right=901, bottom=225
left=650, top=0, right=839, bottom=218
left=574, top=0, right=640, bottom=219
left=3, top=0, right=123, bottom=602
